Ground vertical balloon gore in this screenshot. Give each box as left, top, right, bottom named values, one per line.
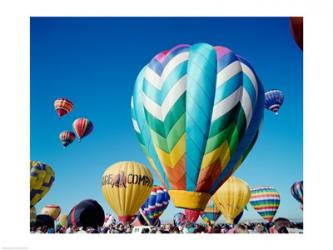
left=131, top=43, right=264, bottom=210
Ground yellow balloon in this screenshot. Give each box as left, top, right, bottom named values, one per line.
left=30, top=206, right=36, bottom=224
left=58, top=214, right=68, bottom=228
left=30, top=160, right=55, bottom=207
left=213, top=176, right=250, bottom=224
left=101, top=161, right=153, bottom=223
left=41, top=204, right=61, bottom=220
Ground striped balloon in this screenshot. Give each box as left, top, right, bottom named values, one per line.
left=264, top=89, right=284, bottom=115
left=132, top=43, right=264, bottom=210
left=250, top=186, right=280, bottom=222
left=59, top=131, right=76, bottom=147
left=73, top=118, right=94, bottom=140
left=200, top=198, right=221, bottom=226
left=139, top=185, right=170, bottom=226
left=54, top=98, right=73, bottom=118
left=291, top=180, right=303, bottom=210
left=30, top=161, right=55, bottom=208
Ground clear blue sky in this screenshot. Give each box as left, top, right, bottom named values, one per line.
left=31, top=17, right=303, bottom=223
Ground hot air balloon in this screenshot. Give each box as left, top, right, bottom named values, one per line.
left=30, top=160, right=55, bottom=208
left=58, top=214, right=68, bottom=228
left=264, top=89, right=284, bottom=115
left=131, top=43, right=264, bottom=210
left=41, top=204, right=61, bottom=220
left=291, top=180, right=303, bottom=210
left=173, top=212, right=186, bottom=226
left=200, top=198, right=221, bottom=226
left=213, top=176, right=250, bottom=224
left=184, top=209, right=201, bottom=223
left=101, top=161, right=153, bottom=224
left=290, top=17, right=303, bottom=50
left=72, top=118, right=93, bottom=141
left=54, top=98, right=73, bottom=118
left=67, top=199, right=105, bottom=229
left=250, top=186, right=280, bottom=222
left=139, top=185, right=170, bottom=226
left=59, top=131, right=76, bottom=147
left=36, top=214, right=54, bottom=229
left=30, top=206, right=36, bottom=225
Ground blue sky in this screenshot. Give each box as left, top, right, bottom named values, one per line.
left=31, top=17, right=303, bottom=223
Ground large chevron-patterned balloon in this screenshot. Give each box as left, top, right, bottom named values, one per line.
left=131, top=43, right=264, bottom=210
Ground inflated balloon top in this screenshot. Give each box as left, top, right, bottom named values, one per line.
left=213, top=176, right=250, bottom=224
left=131, top=43, right=264, bottom=210
left=59, top=131, right=76, bottom=147
left=140, top=185, right=170, bottom=226
left=73, top=118, right=94, bottom=141
left=30, top=160, right=55, bottom=208
left=291, top=180, right=303, bottom=210
left=250, top=186, right=280, bottom=223
left=101, top=161, right=153, bottom=223
left=54, top=98, right=73, bottom=118
left=41, top=204, right=61, bottom=220
left=264, top=89, right=284, bottom=115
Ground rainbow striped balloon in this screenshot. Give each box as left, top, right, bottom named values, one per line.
left=200, top=198, right=221, bottom=226
left=250, top=186, right=280, bottom=222
left=131, top=43, right=264, bottom=210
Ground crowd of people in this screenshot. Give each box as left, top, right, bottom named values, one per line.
left=30, top=220, right=303, bottom=234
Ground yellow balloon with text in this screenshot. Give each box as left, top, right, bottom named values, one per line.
left=101, top=161, right=153, bottom=223
left=213, top=176, right=250, bottom=224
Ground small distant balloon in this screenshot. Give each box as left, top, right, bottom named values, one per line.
left=73, top=118, right=94, bottom=141
left=59, top=131, right=76, bottom=147
left=54, top=98, right=73, bottom=118
left=264, top=89, right=284, bottom=115
left=291, top=180, right=303, bottom=210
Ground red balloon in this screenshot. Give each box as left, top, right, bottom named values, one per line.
left=290, top=17, right=303, bottom=50
left=184, top=209, right=201, bottom=223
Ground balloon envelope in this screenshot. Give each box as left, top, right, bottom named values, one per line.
left=58, top=214, right=68, bottom=228
left=131, top=43, right=264, bottom=210
left=30, top=206, right=36, bottom=225
left=59, top=131, right=75, bottom=147
left=36, top=214, right=54, bottom=229
left=41, top=204, right=61, bottom=220
left=101, top=161, right=153, bottom=223
left=264, top=89, right=284, bottom=115
left=140, top=185, right=170, bottom=225
left=54, top=98, right=73, bottom=117
left=174, top=212, right=186, bottom=226
left=233, top=210, right=244, bottom=224
left=30, top=160, right=55, bottom=208
left=67, top=199, right=105, bottom=229
left=184, top=209, right=201, bottom=223
left=290, top=17, right=303, bottom=50
left=250, top=186, right=280, bottom=223
left=213, top=176, right=250, bottom=224
left=72, top=118, right=94, bottom=140
left=200, top=198, right=221, bottom=226
left=291, top=180, right=303, bottom=210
